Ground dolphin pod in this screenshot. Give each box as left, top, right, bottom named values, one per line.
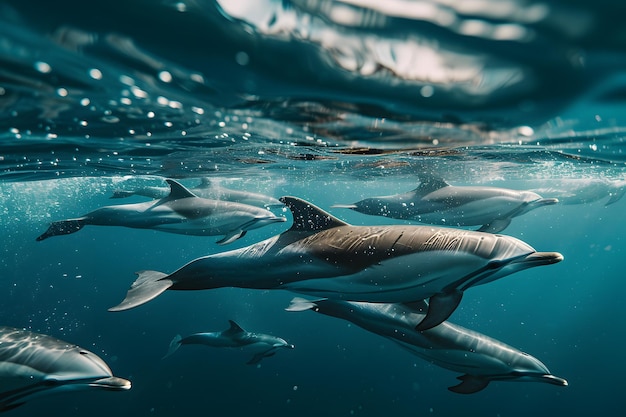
left=163, top=320, right=294, bottom=365
left=109, top=196, right=563, bottom=331
left=286, top=298, right=567, bottom=394
left=332, top=173, right=558, bottom=233
left=36, top=179, right=286, bottom=245
left=0, top=326, right=130, bottom=412
left=111, top=178, right=283, bottom=207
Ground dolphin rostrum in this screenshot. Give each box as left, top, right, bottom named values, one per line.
left=286, top=298, right=567, bottom=394
left=163, top=320, right=294, bottom=365
left=332, top=173, right=558, bottom=233
left=36, top=179, right=286, bottom=245
left=111, top=178, right=283, bottom=207
left=109, top=196, right=563, bottom=330
left=0, top=326, right=130, bottom=412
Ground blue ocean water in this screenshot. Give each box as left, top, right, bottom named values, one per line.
left=1, top=0, right=626, bottom=416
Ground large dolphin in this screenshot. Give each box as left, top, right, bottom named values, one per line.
left=0, top=326, right=130, bottom=412
left=109, top=196, right=563, bottom=330
left=36, top=179, right=286, bottom=245
left=163, top=320, right=294, bottom=365
left=332, top=173, right=558, bottom=233
left=111, top=178, right=282, bottom=207
left=286, top=298, right=567, bottom=394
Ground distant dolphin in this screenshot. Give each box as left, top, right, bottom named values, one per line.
left=163, top=320, right=294, bottom=365
left=36, top=179, right=286, bottom=245
left=332, top=173, right=558, bottom=233
left=529, top=178, right=626, bottom=206
left=111, top=178, right=282, bottom=207
left=109, top=196, right=563, bottom=330
left=286, top=298, right=567, bottom=394
left=0, top=326, right=130, bottom=412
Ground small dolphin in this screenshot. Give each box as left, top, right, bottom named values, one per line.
left=529, top=177, right=626, bottom=206
left=0, top=326, right=130, bottom=412
left=109, top=196, right=562, bottom=330
left=332, top=173, right=558, bottom=233
left=36, top=179, right=286, bottom=245
left=286, top=298, right=567, bottom=394
left=163, top=320, right=294, bottom=365
left=111, top=178, right=282, bottom=207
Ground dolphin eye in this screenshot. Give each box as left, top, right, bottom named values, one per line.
left=79, top=351, right=89, bottom=355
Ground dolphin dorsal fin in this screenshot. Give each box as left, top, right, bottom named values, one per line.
left=165, top=179, right=197, bottom=200
left=414, top=173, right=450, bottom=195
left=279, top=196, right=349, bottom=232
left=224, top=320, right=245, bottom=335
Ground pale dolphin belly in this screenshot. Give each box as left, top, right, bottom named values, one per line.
left=280, top=251, right=487, bottom=302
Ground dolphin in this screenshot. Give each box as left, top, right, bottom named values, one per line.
left=286, top=298, right=567, bottom=394
left=0, top=326, right=130, bottom=412
left=109, top=196, right=563, bottom=330
left=529, top=178, right=626, bottom=206
left=36, top=179, right=286, bottom=245
left=332, top=173, right=558, bottom=233
left=111, top=178, right=283, bottom=207
left=163, top=320, right=294, bottom=365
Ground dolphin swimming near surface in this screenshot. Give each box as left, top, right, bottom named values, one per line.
left=286, top=298, right=567, bottom=394
left=111, top=177, right=283, bottom=207
left=332, top=173, right=558, bottom=233
left=163, top=320, right=294, bottom=365
left=36, top=179, right=286, bottom=245
left=528, top=177, right=626, bottom=206
left=109, top=196, right=563, bottom=330
left=0, top=326, right=130, bottom=412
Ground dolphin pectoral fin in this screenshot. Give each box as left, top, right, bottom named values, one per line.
left=36, top=218, right=87, bottom=241
left=108, top=270, right=173, bottom=312
left=477, top=218, right=511, bottom=234
left=162, top=334, right=182, bottom=359
left=216, top=230, right=246, bottom=245
left=415, top=291, right=463, bottom=331
left=247, top=348, right=278, bottom=365
left=448, top=375, right=490, bottom=394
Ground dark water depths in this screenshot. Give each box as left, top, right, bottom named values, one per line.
left=1, top=0, right=625, bottom=416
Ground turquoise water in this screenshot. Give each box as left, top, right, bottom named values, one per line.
left=1, top=0, right=626, bottom=416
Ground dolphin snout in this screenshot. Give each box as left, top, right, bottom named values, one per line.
left=539, top=374, right=568, bottom=387
left=88, top=376, right=132, bottom=390
left=522, top=252, right=564, bottom=266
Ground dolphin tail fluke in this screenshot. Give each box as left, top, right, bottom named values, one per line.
left=448, top=375, right=490, bottom=394
left=36, top=218, right=87, bottom=241
left=285, top=297, right=319, bottom=312
left=108, top=270, right=173, bottom=312
left=216, top=230, right=247, bottom=245
left=162, top=334, right=183, bottom=359
left=415, top=291, right=463, bottom=331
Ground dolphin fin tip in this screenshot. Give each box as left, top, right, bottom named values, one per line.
left=448, top=375, right=489, bottom=394
left=109, top=271, right=172, bottom=312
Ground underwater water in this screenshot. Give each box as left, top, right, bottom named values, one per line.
left=1, top=0, right=626, bottom=415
